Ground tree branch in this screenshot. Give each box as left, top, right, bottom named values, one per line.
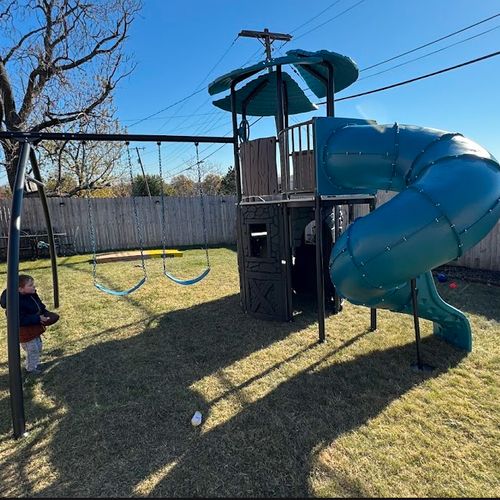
left=32, top=59, right=134, bottom=131
left=2, top=26, right=46, bottom=64
left=55, top=13, right=130, bottom=72
left=0, top=1, right=16, bottom=21
left=31, top=82, right=114, bottom=131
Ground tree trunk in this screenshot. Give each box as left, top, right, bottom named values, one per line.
left=2, top=140, right=20, bottom=190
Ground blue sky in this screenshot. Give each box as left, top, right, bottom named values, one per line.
left=114, top=0, right=500, bottom=179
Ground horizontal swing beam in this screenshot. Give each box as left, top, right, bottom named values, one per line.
left=0, top=131, right=235, bottom=144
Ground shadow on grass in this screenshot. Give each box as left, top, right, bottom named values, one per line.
left=2, top=294, right=466, bottom=497
left=435, top=280, right=500, bottom=322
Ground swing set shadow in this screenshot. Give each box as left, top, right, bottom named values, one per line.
left=0, top=130, right=237, bottom=439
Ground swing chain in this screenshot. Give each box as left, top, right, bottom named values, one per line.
left=83, top=142, right=99, bottom=284
left=195, top=142, right=210, bottom=267
left=157, top=142, right=168, bottom=275
left=126, top=142, right=147, bottom=273
left=156, top=142, right=210, bottom=284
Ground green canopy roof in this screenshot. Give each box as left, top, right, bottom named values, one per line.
left=208, top=49, right=358, bottom=98
left=287, top=49, right=359, bottom=97
left=208, top=54, right=323, bottom=96
left=212, top=71, right=318, bottom=116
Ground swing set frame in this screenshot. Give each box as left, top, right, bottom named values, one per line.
left=0, top=130, right=235, bottom=439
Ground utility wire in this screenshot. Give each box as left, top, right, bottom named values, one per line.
left=127, top=89, right=205, bottom=128
left=197, top=36, right=239, bottom=87
left=275, top=0, right=346, bottom=54
left=360, top=12, right=500, bottom=71
left=359, top=24, right=500, bottom=81
left=157, top=36, right=240, bottom=133
left=319, top=50, right=500, bottom=104
left=288, top=0, right=345, bottom=35
left=128, top=36, right=239, bottom=128
left=122, top=111, right=220, bottom=121
left=164, top=116, right=264, bottom=179
left=293, top=0, right=366, bottom=42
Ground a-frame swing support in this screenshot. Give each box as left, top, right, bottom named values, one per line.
left=0, top=131, right=235, bottom=439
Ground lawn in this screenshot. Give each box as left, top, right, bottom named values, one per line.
left=0, top=247, right=499, bottom=497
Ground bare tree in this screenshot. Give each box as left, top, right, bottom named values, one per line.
left=38, top=114, right=128, bottom=197
left=0, top=0, right=141, bottom=190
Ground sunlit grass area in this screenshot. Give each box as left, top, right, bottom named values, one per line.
left=0, top=247, right=498, bottom=497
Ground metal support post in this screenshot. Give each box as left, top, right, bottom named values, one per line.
left=7, top=141, right=30, bottom=439
left=230, top=81, right=243, bottom=201
left=315, top=194, right=326, bottom=342
left=283, top=203, right=293, bottom=320
left=410, top=278, right=434, bottom=372
left=29, top=149, right=59, bottom=308
left=369, top=198, right=377, bottom=331
left=333, top=204, right=341, bottom=314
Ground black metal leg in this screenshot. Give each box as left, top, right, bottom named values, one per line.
left=7, top=142, right=30, bottom=439
left=368, top=200, right=378, bottom=332
left=30, top=148, right=59, bottom=308
left=410, top=278, right=434, bottom=372
left=370, top=308, right=377, bottom=331
left=315, top=195, right=326, bottom=343
left=333, top=205, right=341, bottom=314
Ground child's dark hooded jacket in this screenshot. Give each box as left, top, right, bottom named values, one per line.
left=1, top=289, right=48, bottom=342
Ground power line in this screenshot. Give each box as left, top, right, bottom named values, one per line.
left=128, top=36, right=240, bottom=129
left=122, top=111, right=220, bottom=121
left=163, top=109, right=228, bottom=164
left=274, top=0, right=347, bottom=55
left=293, top=0, right=366, bottom=42
left=361, top=12, right=500, bottom=72
left=288, top=0, right=345, bottom=36
left=157, top=36, right=240, bottom=134
left=164, top=116, right=264, bottom=180
left=197, top=36, right=239, bottom=88
left=358, top=24, right=500, bottom=81
left=127, top=89, right=205, bottom=128
left=320, top=50, right=500, bottom=104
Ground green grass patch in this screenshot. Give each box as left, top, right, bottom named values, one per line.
left=0, top=247, right=498, bottom=497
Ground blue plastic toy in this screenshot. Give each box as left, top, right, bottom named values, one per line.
left=437, top=272, right=447, bottom=283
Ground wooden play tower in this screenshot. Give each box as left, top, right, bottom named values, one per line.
left=208, top=32, right=377, bottom=340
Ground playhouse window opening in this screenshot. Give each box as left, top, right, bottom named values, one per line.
left=249, top=223, right=268, bottom=258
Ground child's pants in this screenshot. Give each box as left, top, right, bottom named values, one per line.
left=21, top=337, right=42, bottom=371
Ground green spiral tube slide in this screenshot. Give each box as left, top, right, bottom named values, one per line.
left=324, top=121, right=500, bottom=351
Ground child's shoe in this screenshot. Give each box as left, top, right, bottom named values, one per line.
left=26, top=368, right=42, bottom=376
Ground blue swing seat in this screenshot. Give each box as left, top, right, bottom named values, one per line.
left=94, top=276, right=147, bottom=296
left=163, top=267, right=210, bottom=286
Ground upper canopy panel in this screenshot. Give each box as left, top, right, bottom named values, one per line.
left=212, top=71, right=318, bottom=116
left=208, top=49, right=358, bottom=98
left=208, top=54, right=322, bottom=96
left=287, top=49, right=359, bottom=97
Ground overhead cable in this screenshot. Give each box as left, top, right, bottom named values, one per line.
left=359, top=24, right=500, bottom=81
left=319, top=50, right=500, bottom=104
left=361, top=12, right=500, bottom=72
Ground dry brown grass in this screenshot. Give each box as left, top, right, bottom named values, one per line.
left=0, top=247, right=498, bottom=497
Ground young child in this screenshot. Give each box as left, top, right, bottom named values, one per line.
left=1, top=274, right=59, bottom=375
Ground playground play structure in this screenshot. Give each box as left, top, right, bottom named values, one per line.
left=207, top=43, right=500, bottom=354
left=1, top=32, right=499, bottom=437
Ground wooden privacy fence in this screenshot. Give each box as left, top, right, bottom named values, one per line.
left=0, top=195, right=238, bottom=254
left=0, top=191, right=498, bottom=270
